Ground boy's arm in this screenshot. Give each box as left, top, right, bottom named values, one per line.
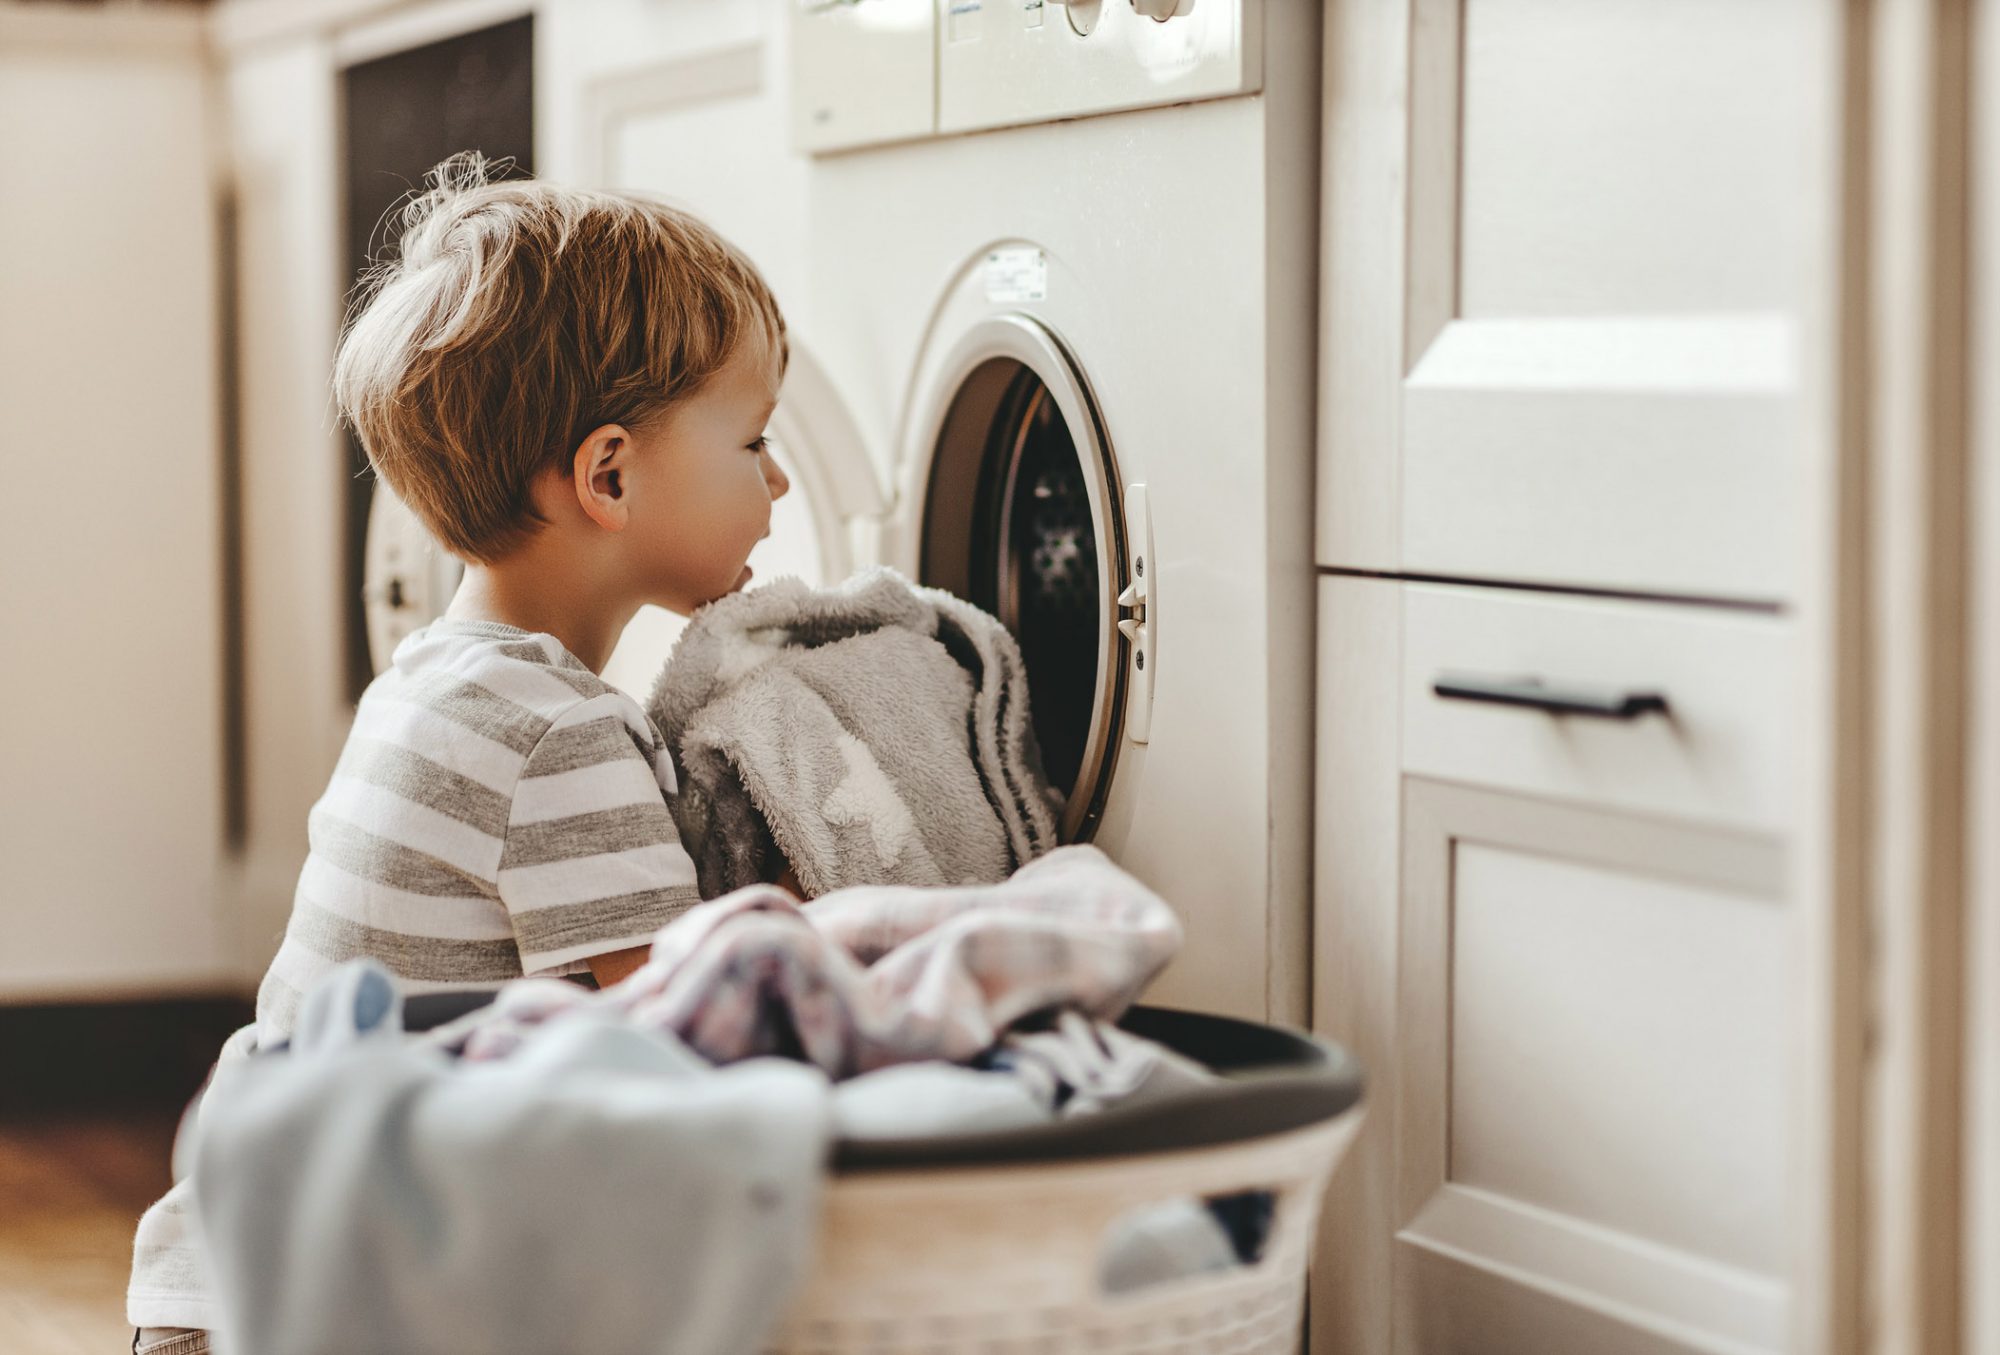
left=584, top=865, right=802, bottom=989
left=499, top=692, right=703, bottom=978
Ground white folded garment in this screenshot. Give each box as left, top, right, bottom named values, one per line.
left=831, top=1062, right=1049, bottom=1140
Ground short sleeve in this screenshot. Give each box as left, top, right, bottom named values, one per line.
left=497, top=691, right=701, bottom=974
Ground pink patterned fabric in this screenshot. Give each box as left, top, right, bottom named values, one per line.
left=429, top=846, right=1181, bottom=1078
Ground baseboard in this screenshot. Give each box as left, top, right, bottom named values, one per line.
left=0, top=997, right=255, bottom=1115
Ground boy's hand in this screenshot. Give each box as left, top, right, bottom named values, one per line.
left=586, top=945, right=651, bottom=989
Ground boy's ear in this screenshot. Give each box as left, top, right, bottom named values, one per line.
left=571, top=424, right=632, bottom=532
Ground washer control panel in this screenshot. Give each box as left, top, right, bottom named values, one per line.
left=790, top=0, right=936, bottom=155
left=791, top=0, right=1258, bottom=154
left=942, top=0, right=1254, bottom=135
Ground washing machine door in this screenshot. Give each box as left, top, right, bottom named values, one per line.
left=360, top=342, right=885, bottom=689
left=363, top=481, right=465, bottom=672
left=913, top=314, right=1132, bottom=844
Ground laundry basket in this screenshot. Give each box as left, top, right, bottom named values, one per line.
left=401, top=998, right=1364, bottom=1355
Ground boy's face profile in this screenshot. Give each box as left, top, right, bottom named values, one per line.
left=567, top=331, right=791, bottom=616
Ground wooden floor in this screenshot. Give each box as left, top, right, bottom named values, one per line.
left=0, top=1111, right=178, bottom=1355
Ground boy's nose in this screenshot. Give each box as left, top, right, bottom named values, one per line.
left=762, top=449, right=791, bottom=502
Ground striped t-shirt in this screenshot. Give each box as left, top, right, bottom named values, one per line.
left=253, top=618, right=700, bottom=1043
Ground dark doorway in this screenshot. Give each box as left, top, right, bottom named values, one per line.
left=339, top=15, right=533, bottom=701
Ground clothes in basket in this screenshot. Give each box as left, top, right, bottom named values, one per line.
left=185, top=852, right=1268, bottom=1355
left=426, top=844, right=1182, bottom=1078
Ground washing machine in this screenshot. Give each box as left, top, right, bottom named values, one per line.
left=791, top=0, right=1320, bottom=1023
left=365, top=0, right=1319, bottom=1024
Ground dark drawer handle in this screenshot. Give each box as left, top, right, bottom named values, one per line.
left=1432, top=672, right=1670, bottom=720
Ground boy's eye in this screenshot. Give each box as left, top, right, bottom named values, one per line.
left=747, top=436, right=770, bottom=454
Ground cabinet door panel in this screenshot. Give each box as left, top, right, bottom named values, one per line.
left=1396, top=780, right=1789, bottom=1354
left=1456, top=1, right=1810, bottom=320
left=1450, top=844, right=1787, bottom=1271
left=1407, top=0, right=1816, bottom=601
left=1318, top=0, right=1835, bottom=600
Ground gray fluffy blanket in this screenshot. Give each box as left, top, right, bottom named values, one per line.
left=647, top=568, right=1061, bottom=898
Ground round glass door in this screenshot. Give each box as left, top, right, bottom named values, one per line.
left=917, top=316, right=1126, bottom=842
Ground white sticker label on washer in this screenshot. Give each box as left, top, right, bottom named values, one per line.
left=983, top=247, right=1047, bottom=303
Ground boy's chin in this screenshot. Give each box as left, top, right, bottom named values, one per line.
left=662, top=565, right=755, bottom=614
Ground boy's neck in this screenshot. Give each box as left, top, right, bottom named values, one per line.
left=444, top=559, right=637, bottom=675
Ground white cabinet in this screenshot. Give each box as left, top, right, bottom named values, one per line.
left=1313, top=579, right=1798, bottom=1355
left=1318, top=0, right=1837, bottom=604
left=1311, top=4, right=1838, bottom=1344
left=0, top=5, right=229, bottom=996
left=1407, top=0, right=1816, bottom=601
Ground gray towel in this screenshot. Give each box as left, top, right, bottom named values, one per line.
left=648, top=568, right=1061, bottom=898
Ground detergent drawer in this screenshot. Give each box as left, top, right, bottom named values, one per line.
left=1400, top=583, right=1795, bottom=835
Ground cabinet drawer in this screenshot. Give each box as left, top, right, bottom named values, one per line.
left=1401, top=314, right=1798, bottom=603
left=1401, top=584, right=1793, bottom=833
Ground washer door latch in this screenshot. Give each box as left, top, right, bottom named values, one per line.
left=1116, top=481, right=1155, bottom=744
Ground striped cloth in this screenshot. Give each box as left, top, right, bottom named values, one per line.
left=253, top=618, right=702, bottom=1045
left=129, top=618, right=699, bottom=1330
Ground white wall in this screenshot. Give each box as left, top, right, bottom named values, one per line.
left=0, top=4, right=230, bottom=997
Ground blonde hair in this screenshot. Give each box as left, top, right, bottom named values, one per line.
left=334, top=153, right=788, bottom=563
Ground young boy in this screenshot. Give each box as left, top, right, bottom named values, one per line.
left=128, top=155, right=792, bottom=1353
